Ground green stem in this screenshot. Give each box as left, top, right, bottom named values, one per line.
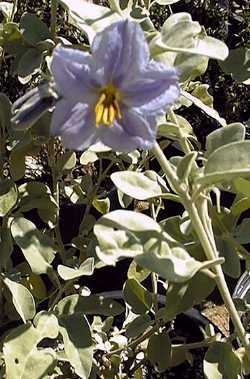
left=151, top=141, right=250, bottom=354
left=108, top=0, right=123, bottom=15
left=47, top=139, right=65, bottom=262
left=10, top=0, right=18, bottom=22
left=50, top=0, right=58, bottom=40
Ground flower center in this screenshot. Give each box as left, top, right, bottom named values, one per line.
left=95, top=84, right=122, bottom=127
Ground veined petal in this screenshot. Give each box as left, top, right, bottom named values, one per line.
left=91, top=20, right=149, bottom=85
left=121, top=62, right=180, bottom=113
left=51, top=45, right=99, bottom=103
left=99, top=108, right=156, bottom=152
left=51, top=102, right=97, bottom=150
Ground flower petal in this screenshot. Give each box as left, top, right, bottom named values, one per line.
left=51, top=101, right=97, bottom=150
left=99, top=109, right=156, bottom=152
left=121, top=61, right=180, bottom=113
left=91, top=20, right=149, bottom=85
left=51, top=45, right=99, bottom=103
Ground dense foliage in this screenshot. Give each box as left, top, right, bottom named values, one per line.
left=0, top=0, right=249, bottom=378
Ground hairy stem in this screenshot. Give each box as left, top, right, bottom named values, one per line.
left=50, top=0, right=58, bottom=40
left=151, top=141, right=250, bottom=354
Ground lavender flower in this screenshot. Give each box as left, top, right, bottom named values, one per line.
left=13, top=20, right=179, bottom=152
left=50, top=20, right=180, bottom=151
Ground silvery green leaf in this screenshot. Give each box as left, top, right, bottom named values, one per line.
left=198, top=141, right=250, bottom=186
left=11, top=217, right=56, bottom=274
left=123, top=278, right=153, bottom=314
left=135, top=246, right=210, bottom=283
left=206, top=123, right=245, bottom=157
left=56, top=151, right=76, bottom=172
left=233, top=177, right=250, bottom=198
left=125, top=314, right=152, bottom=338
left=111, top=171, right=163, bottom=200
left=3, top=276, right=35, bottom=322
left=156, top=272, right=215, bottom=321
left=3, top=323, right=57, bottom=379
left=58, top=258, right=94, bottom=280
left=55, top=294, right=124, bottom=316
left=0, top=179, right=17, bottom=217
left=59, top=314, right=93, bottom=379
left=219, top=47, right=250, bottom=84
left=0, top=93, right=11, bottom=131
left=80, top=150, right=98, bottom=165
left=147, top=332, right=171, bottom=372
left=94, top=210, right=162, bottom=265
left=176, top=151, right=197, bottom=181
left=204, top=342, right=241, bottom=379
left=150, top=12, right=228, bottom=61
left=182, top=90, right=226, bottom=126
left=127, top=260, right=150, bottom=283
left=0, top=217, right=13, bottom=266
left=58, top=0, right=121, bottom=43
left=154, top=0, right=181, bottom=4
left=20, top=13, right=51, bottom=44
left=33, top=311, right=59, bottom=339
left=216, top=237, right=241, bottom=278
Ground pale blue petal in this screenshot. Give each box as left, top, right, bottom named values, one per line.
left=51, top=45, right=99, bottom=103
left=51, top=102, right=97, bottom=150
left=91, top=20, right=149, bottom=85
left=121, top=62, right=180, bottom=113
left=99, top=109, right=156, bottom=152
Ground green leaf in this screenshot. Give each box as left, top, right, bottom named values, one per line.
left=0, top=2, right=15, bottom=20
left=127, top=261, right=150, bottom=283
left=94, top=210, right=161, bottom=265
left=11, top=217, right=56, bottom=274
left=0, top=92, right=11, bottom=131
left=56, top=151, right=76, bottom=173
left=58, top=258, right=94, bottom=280
left=216, top=237, right=241, bottom=278
left=20, top=13, right=51, bottom=44
left=17, top=48, right=43, bottom=77
left=0, top=217, right=13, bottom=266
left=198, top=141, right=250, bottom=186
left=191, top=84, right=213, bottom=108
left=59, top=314, right=93, bottom=379
left=157, top=272, right=215, bottom=321
left=3, top=322, right=57, bottom=379
left=219, top=47, right=250, bottom=84
left=111, top=171, right=163, bottom=200
left=204, top=342, right=241, bottom=379
left=123, top=279, right=152, bottom=314
left=3, top=276, right=35, bottom=322
left=17, top=182, right=58, bottom=227
left=0, top=179, right=17, bottom=216
left=92, top=197, right=110, bottom=214
left=125, top=314, right=152, bottom=338
left=176, top=151, right=197, bottom=181
left=55, top=294, right=124, bottom=316
left=234, top=177, right=250, bottom=198
left=147, top=332, right=171, bottom=372
left=234, top=219, right=250, bottom=244
left=206, top=123, right=245, bottom=157
left=135, top=246, right=208, bottom=283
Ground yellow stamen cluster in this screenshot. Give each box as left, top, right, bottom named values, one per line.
left=95, top=84, right=122, bottom=127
